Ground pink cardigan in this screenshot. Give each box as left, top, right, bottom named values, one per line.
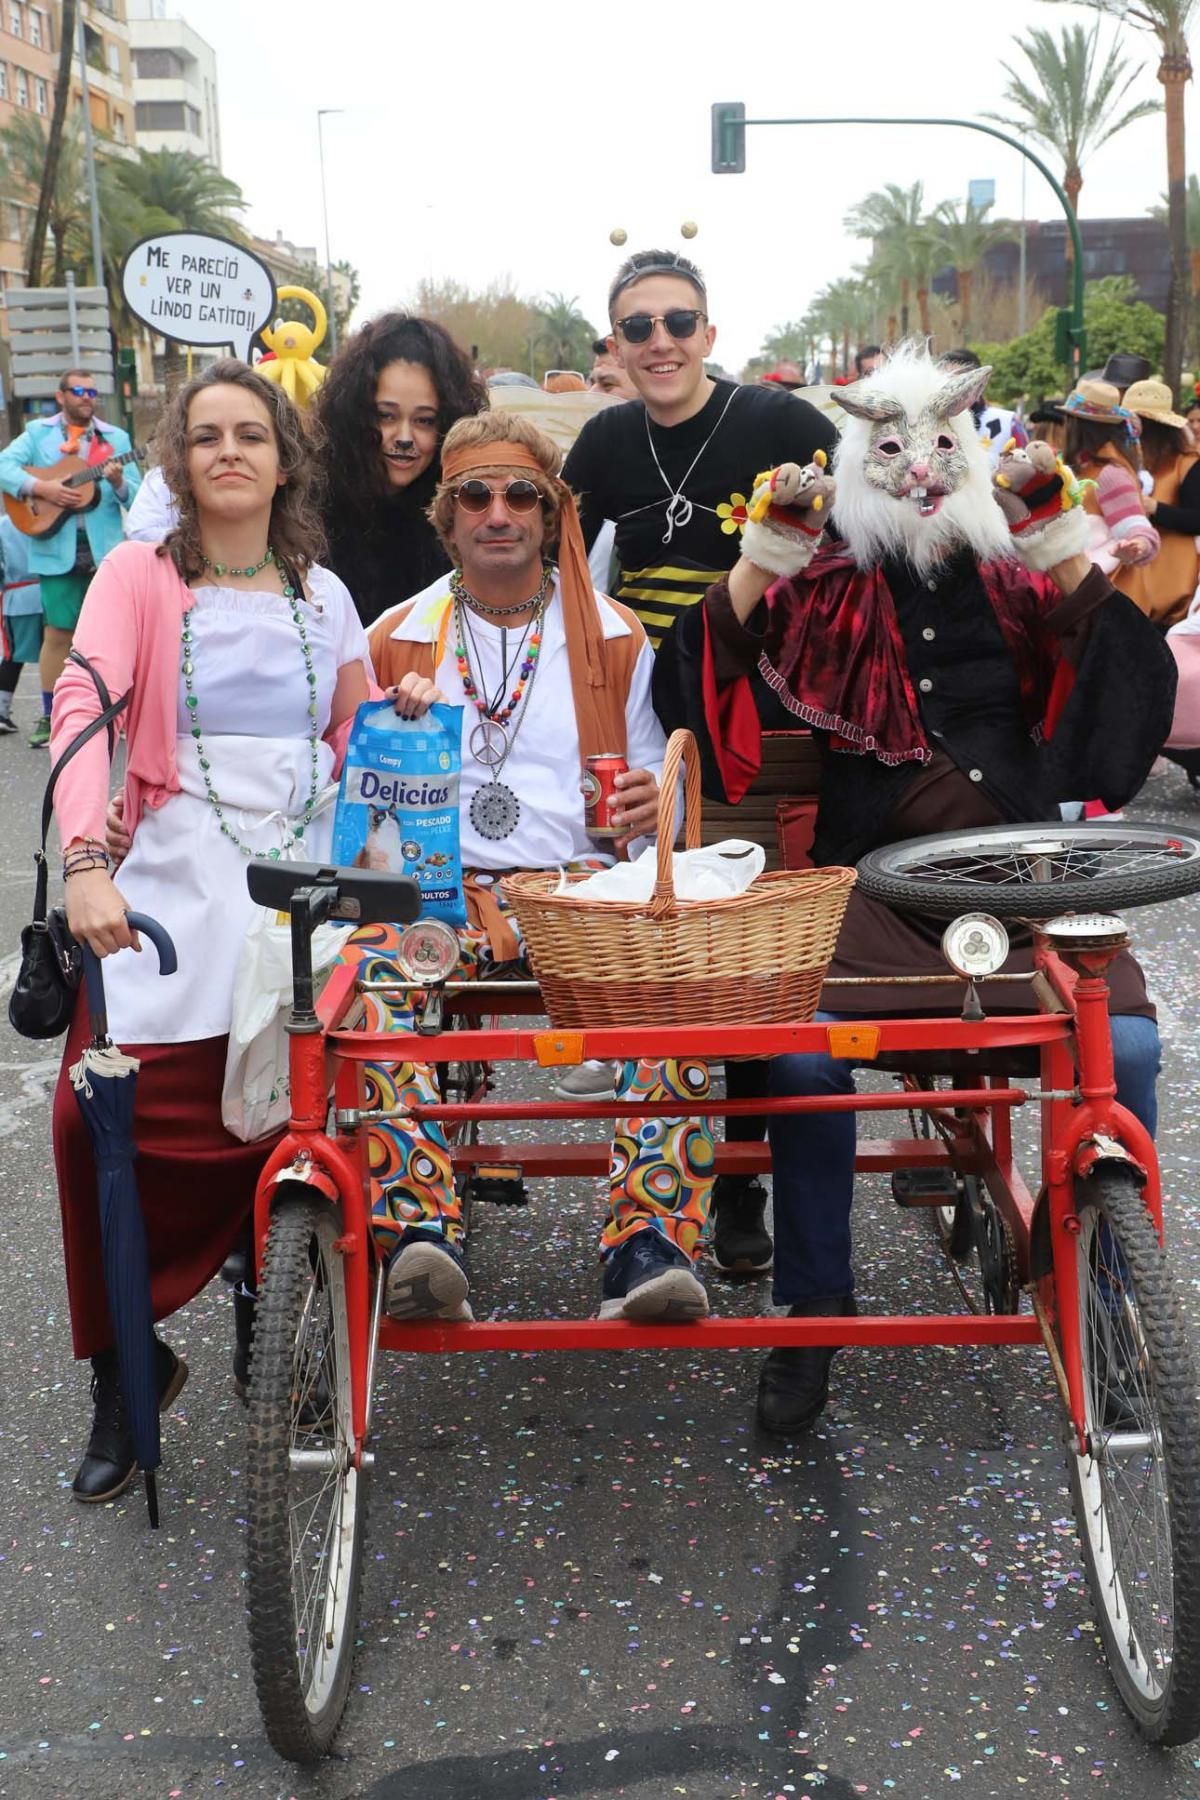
left=52, top=540, right=365, bottom=849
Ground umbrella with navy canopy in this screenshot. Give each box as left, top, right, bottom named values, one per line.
left=70, top=913, right=177, bottom=1526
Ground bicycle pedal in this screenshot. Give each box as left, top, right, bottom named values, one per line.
left=892, top=1167, right=960, bottom=1207
left=466, top=1164, right=527, bottom=1206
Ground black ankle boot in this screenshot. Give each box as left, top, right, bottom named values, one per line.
left=72, top=1339, right=188, bottom=1504
left=233, top=1289, right=255, bottom=1402
left=756, top=1295, right=857, bottom=1438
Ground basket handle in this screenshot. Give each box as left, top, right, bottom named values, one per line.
left=649, top=729, right=702, bottom=919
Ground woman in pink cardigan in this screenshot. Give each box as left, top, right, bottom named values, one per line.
left=53, top=360, right=372, bottom=1508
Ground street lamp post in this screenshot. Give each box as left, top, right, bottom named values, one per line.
left=316, top=109, right=343, bottom=355
left=710, top=108, right=1087, bottom=378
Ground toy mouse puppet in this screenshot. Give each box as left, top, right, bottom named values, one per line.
left=651, top=343, right=1176, bottom=1439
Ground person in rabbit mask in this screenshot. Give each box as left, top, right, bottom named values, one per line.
left=653, top=343, right=1176, bottom=1438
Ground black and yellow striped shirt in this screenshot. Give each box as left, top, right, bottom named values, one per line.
left=562, top=379, right=838, bottom=649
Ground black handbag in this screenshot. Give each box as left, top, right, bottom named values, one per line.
left=8, top=651, right=130, bottom=1039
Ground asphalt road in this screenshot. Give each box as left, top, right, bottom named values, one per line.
left=2, top=691, right=1200, bottom=1800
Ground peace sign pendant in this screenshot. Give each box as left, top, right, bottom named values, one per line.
left=469, top=718, right=508, bottom=770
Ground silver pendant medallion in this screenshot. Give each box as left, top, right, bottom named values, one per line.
left=470, top=780, right=520, bottom=841
left=469, top=718, right=508, bottom=769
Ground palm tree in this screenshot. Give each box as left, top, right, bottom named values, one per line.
left=986, top=22, right=1159, bottom=264
left=1151, top=174, right=1200, bottom=360
left=1052, top=0, right=1199, bottom=391
left=105, top=146, right=246, bottom=238
left=928, top=198, right=1017, bottom=339
left=536, top=292, right=596, bottom=373
left=0, top=112, right=89, bottom=283
left=845, top=182, right=926, bottom=334
left=25, top=0, right=75, bottom=286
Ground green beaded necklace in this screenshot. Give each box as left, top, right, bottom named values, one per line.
left=200, top=549, right=274, bottom=579
left=182, top=553, right=322, bottom=861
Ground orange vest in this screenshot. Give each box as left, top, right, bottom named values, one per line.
left=1113, top=452, right=1200, bottom=627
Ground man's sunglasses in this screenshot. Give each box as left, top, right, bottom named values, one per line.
left=453, top=478, right=542, bottom=515
left=65, top=385, right=98, bottom=399
left=613, top=309, right=705, bottom=345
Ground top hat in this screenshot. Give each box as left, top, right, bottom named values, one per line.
left=1102, top=352, right=1153, bottom=389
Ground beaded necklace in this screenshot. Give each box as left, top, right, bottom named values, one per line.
left=452, top=577, right=548, bottom=729
left=201, top=548, right=274, bottom=579
left=181, top=553, right=322, bottom=861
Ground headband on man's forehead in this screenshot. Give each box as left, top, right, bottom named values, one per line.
left=608, top=261, right=707, bottom=309
left=439, top=440, right=560, bottom=486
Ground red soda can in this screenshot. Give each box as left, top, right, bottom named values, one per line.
left=582, top=753, right=628, bottom=837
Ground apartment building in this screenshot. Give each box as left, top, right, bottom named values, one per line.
left=126, top=0, right=219, bottom=166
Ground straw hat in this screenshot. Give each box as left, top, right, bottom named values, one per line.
left=1122, top=378, right=1188, bottom=430
left=1057, top=378, right=1129, bottom=425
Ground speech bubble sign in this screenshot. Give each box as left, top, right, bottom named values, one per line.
left=120, top=230, right=277, bottom=363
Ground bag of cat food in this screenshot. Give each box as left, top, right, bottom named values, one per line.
left=331, top=700, right=466, bottom=925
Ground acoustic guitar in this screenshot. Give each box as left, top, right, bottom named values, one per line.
left=4, top=447, right=145, bottom=538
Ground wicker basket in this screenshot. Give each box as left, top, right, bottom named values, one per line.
left=500, top=730, right=856, bottom=1030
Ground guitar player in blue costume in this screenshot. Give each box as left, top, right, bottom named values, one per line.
left=0, top=367, right=140, bottom=746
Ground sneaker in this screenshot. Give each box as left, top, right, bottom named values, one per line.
left=711, top=1174, right=773, bottom=1275
left=28, top=715, right=50, bottom=749
left=756, top=1295, right=857, bottom=1437
left=0, top=712, right=17, bottom=735
left=554, top=1060, right=617, bottom=1101
left=384, top=1232, right=473, bottom=1322
left=599, top=1230, right=709, bottom=1322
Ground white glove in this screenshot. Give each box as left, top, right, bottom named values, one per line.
left=740, top=456, right=835, bottom=579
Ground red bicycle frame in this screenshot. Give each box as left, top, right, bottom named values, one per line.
left=253, top=931, right=1161, bottom=1469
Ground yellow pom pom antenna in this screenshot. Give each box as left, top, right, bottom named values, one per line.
left=814, top=448, right=827, bottom=468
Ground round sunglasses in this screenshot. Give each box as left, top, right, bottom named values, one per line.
left=453, top=478, right=542, bottom=515
left=613, top=309, right=705, bottom=345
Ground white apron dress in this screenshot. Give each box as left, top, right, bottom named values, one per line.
left=103, top=568, right=369, bottom=1044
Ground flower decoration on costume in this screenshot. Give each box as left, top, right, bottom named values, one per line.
left=716, top=492, right=750, bottom=535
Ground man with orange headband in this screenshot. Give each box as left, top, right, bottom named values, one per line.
left=335, top=410, right=716, bottom=1327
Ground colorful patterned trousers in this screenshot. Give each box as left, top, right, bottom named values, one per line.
left=335, top=921, right=714, bottom=1264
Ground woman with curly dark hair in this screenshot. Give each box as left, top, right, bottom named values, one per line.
left=314, top=312, right=488, bottom=625
left=49, top=359, right=374, bottom=1507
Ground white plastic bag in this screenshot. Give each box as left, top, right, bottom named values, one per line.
left=561, top=838, right=765, bottom=904
left=221, top=786, right=343, bottom=1142
left=221, top=910, right=346, bottom=1141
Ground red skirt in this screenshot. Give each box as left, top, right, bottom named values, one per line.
left=53, top=999, right=281, bottom=1360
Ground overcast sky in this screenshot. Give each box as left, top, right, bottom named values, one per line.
left=196, top=0, right=1198, bottom=371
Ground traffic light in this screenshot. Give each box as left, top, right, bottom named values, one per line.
left=711, top=102, right=746, bottom=174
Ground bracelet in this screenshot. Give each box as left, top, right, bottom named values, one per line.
left=63, top=859, right=108, bottom=879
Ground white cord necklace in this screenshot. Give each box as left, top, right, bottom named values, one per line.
left=629, top=384, right=741, bottom=545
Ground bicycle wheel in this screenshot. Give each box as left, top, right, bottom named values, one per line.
left=245, top=1190, right=369, bottom=1763
left=1066, top=1167, right=1200, bottom=1744
left=856, top=822, right=1200, bottom=920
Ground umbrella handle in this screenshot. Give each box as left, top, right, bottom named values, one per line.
left=125, top=912, right=178, bottom=976
left=81, top=914, right=178, bottom=1041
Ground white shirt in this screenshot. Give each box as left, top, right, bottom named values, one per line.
left=380, top=571, right=667, bottom=870
left=103, top=565, right=370, bottom=1042
left=123, top=464, right=179, bottom=543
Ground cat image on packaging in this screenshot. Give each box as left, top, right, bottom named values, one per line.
left=332, top=701, right=466, bottom=925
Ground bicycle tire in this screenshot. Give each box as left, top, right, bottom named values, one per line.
left=1066, top=1166, right=1200, bottom=1744
left=245, top=1190, right=370, bottom=1763
left=856, top=822, right=1200, bottom=920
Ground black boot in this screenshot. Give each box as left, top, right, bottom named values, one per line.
left=233, top=1289, right=255, bottom=1402
left=72, top=1339, right=188, bottom=1504
left=711, top=1175, right=773, bottom=1275
left=756, top=1295, right=857, bottom=1437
